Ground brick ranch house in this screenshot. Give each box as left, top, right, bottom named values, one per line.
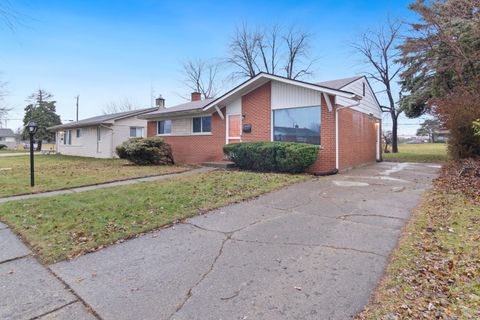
left=139, top=73, right=382, bottom=174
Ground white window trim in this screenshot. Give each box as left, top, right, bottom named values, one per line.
left=271, top=105, right=322, bottom=145
left=156, top=120, right=172, bottom=136
left=129, top=126, right=145, bottom=138
left=191, top=116, right=212, bottom=134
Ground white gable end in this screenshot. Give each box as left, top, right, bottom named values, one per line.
left=271, top=80, right=322, bottom=110
left=336, top=78, right=382, bottom=118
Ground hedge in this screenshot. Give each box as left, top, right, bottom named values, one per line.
left=223, top=141, right=319, bottom=173
left=116, top=137, right=174, bottom=165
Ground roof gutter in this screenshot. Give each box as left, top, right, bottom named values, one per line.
left=138, top=108, right=208, bottom=119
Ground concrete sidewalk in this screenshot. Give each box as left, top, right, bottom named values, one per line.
left=0, top=222, right=96, bottom=320
left=0, top=167, right=214, bottom=204
left=0, top=152, right=30, bottom=157
left=48, top=162, right=439, bottom=320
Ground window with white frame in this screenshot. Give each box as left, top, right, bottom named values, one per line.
left=273, top=106, right=321, bottom=145
left=192, top=116, right=211, bottom=133
left=76, top=128, right=82, bottom=138
left=129, top=127, right=144, bottom=138
left=157, top=120, right=172, bottom=135
left=64, top=130, right=72, bottom=145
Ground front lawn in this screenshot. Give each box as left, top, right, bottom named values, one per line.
left=357, top=160, right=480, bottom=319
left=383, top=143, right=448, bottom=163
left=0, top=170, right=309, bottom=264
left=0, top=155, right=188, bottom=197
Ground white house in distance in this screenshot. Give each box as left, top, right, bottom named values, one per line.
left=0, top=128, right=19, bottom=149
left=49, top=108, right=156, bottom=158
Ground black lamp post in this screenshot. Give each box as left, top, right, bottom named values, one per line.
left=26, top=121, right=38, bottom=187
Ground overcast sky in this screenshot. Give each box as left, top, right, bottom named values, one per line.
left=1, top=0, right=429, bottom=135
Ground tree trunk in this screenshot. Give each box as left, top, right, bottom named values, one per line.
left=391, top=115, right=399, bottom=153
left=36, top=140, right=42, bottom=151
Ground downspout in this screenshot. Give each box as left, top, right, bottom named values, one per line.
left=335, top=101, right=360, bottom=171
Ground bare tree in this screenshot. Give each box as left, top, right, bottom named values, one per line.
left=227, top=24, right=315, bottom=80
left=103, top=98, right=137, bottom=114
left=0, top=1, right=18, bottom=30
left=227, top=23, right=260, bottom=79
left=284, top=27, right=313, bottom=79
left=257, top=25, right=280, bottom=74
left=352, top=20, right=404, bottom=153
left=0, top=79, right=12, bottom=126
left=182, top=59, right=219, bottom=99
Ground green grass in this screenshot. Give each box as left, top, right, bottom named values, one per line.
left=0, top=149, right=29, bottom=153
left=0, top=170, right=309, bottom=264
left=0, top=155, right=188, bottom=197
left=357, top=191, right=480, bottom=319
left=383, top=143, right=448, bottom=162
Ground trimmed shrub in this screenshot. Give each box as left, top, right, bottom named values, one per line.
left=0, top=144, right=7, bottom=150
left=116, top=137, right=174, bottom=165
left=223, top=141, right=319, bottom=173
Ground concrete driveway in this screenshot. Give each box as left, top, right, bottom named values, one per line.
left=50, top=162, right=439, bottom=320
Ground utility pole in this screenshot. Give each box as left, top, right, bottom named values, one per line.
left=75, top=95, right=79, bottom=121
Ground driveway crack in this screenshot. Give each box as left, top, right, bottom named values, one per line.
left=169, top=235, right=230, bottom=319
left=232, top=238, right=386, bottom=258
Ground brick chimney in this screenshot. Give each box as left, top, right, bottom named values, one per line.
left=155, top=95, right=165, bottom=109
left=191, top=92, right=201, bottom=102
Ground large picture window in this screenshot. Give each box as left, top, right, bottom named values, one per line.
left=192, top=116, right=211, bottom=133
left=157, top=120, right=172, bottom=135
left=273, top=106, right=321, bottom=145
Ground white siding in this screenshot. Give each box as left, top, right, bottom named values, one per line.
left=56, top=126, right=112, bottom=158
left=112, top=117, right=149, bottom=152
left=271, top=80, right=322, bottom=109
left=336, top=78, right=382, bottom=118
left=226, top=98, right=242, bottom=115
left=171, top=118, right=191, bottom=135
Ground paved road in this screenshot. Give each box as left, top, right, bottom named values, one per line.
left=49, top=162, right=439, bottom=320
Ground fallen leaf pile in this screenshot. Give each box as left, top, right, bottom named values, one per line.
left=435, top=158, right=480, bottom=202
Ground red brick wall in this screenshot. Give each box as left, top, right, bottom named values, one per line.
left=147, top=110, right=226, bottom=164
left=338, top=108, right=378, bottom=170
left=241, top=82, right=272, bottom=142
left=147, top=81, right=380, bottom=171
left=308, top=95, right=336, bottom=173
left=147, top=121, right=156, bottom=137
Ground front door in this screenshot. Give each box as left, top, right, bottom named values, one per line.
left=227, top=114, right=242, bottom=144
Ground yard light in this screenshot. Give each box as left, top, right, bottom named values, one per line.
left=26, top=121, right=38, bottom=187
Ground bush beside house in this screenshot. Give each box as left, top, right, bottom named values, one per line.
left=224, top=142, right=319, bottom=173
left=116, top=137, right=174, bottom=165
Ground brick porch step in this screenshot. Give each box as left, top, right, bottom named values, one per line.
left=201, top=161, right=236, bottom=169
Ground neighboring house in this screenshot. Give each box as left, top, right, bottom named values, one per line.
left=434, top=129, right=449, bottom=143
left=139, top=73, right=382, bottom=173
left=48, top=108, right=156, bottom=158
left=0, top=128, right=19, bottom=149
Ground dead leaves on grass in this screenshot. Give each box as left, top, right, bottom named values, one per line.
left=357, top=159, right=480, bottom=320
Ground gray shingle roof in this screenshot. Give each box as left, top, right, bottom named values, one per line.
left=48, top=108, right=156, bottom=131
left=316, top=76, right=363, bottom=89
left=141, top=74, right=364, bottom=119
left=139, top=99, right=215, bottom=119
left=0, top=128, right=15, bottom=137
